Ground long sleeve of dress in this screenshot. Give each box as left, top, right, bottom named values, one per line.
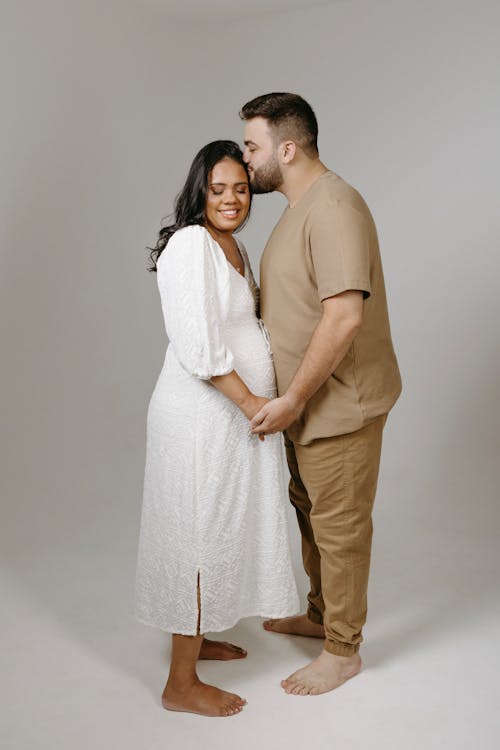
left=157, top=225, right=234, bottom=379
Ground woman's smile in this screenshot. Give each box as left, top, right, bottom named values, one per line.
left=219, top=208, right=240, bottom=219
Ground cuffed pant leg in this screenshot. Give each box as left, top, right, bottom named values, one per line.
left=294, top=416, right=386, bottom=656
left=284, top=432, right=324, bottom=623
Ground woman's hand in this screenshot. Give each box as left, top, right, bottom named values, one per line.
left=239, top=394, right=270, bottom=420
left=250, top=393, right=305, bottom=436
left=239, top=394, right=270, bottom=440
left=209, top=372, right=269, bottom=440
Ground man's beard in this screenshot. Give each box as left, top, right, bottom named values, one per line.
left=250, top=156, right=283, bottom=194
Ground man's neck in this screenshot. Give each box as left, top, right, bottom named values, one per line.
left=279, top=160, right=329, bottom=208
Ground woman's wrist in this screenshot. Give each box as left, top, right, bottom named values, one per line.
left=238, top=391, right=255, bottom=417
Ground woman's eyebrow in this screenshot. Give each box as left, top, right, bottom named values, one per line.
left=210, top=181, right=249, bottom=186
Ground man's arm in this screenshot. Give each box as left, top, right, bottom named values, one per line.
left=250, top=290, right=364, bottom=435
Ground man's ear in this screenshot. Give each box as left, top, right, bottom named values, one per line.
left=280, top=140, right=296, bottom=164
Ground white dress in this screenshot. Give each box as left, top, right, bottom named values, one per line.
left=135, top=225, right=299, bottom=634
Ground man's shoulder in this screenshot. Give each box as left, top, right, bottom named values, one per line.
left=308, top=173, right=374, bottom=230
left=315, top=172, right=367, bottom=210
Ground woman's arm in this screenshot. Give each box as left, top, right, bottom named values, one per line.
left=210, top=371, right=269, bottom=435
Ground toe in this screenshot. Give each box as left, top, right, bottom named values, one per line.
left=282, top=675, right=300, bottom=691
left=231, top=693, right=245, bottom=706
left=225, top=641, right=245, bottom=653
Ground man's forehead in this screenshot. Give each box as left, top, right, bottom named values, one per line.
left=244, top=117, right=272, bottom=143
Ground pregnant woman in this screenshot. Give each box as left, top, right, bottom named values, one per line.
left=135, top=141, right=298, bottom=717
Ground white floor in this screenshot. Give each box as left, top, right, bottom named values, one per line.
left=3, top=494, right=499, bottom=750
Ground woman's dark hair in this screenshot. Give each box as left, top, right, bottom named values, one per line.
left=240, top=92, right=318, bottom=158
left=148, top=140, right=251, bottom=272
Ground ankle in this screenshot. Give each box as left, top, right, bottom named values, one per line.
left=321, top=648, right=361, bottom=662
left=166, top=673, right=199, bottom=693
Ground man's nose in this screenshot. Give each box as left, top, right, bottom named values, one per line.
left=242, top=148, right=250, bottom=163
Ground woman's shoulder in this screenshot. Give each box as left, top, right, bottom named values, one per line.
left=159, top=225, right=208, bottom=266
left=159, top=225, right=228, bottom=282
left=170, top=224, right=208, bottom=246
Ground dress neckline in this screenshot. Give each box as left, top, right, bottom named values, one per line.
left=203, top=226, right=247, bottom=280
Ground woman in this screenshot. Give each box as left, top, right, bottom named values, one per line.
left=135, top=141, right=299, bottom=717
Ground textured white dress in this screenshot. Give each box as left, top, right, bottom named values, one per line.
left=135, top=225, right=299, bottom=634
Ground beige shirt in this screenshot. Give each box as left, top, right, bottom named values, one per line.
left=260, top=171, right=402, bottom=444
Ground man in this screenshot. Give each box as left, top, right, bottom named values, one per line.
left=240, top=93, right=402, bottom=696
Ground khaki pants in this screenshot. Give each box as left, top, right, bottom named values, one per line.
left=285, top=414, right=386, bottom=656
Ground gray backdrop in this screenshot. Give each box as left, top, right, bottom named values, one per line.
left=2, top=0, right=499, bottom=747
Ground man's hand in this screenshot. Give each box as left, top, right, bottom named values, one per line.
left=251, top=291, right=363, bottom=436
left=250, top=394, right=304, bottom=435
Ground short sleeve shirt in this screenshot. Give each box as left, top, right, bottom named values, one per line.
left=260, top=171, right=402, bottom=444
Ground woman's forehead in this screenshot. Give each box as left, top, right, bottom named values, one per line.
left=210, top=158, right=248, bottom=183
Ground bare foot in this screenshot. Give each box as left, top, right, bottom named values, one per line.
left=162, top=678, right=246, bottom=717
left=198, top=638, right=247, bottom=661
left=263, top=613, right=325, bottom=638
left=281, top=649, right=362, bottom=696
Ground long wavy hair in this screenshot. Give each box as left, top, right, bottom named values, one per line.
left=148, top=140, right=252, bottom=272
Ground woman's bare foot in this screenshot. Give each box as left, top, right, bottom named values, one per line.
left=198, top=638, right=247, bottom=661
left=162, top=677, right=246, bottom=717
left=263, top=613, right=325, bottom=638
left=281, top=650, right=361, bottom=695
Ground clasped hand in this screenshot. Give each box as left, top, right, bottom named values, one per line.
left=249, top=394, right=303, bottom=436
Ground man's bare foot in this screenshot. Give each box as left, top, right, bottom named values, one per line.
left=281, top=649, right=361, bottom=695
left=198, top=638, right=247, bottom=661
left=162, top=678, right=246, bottom=717
left=263, top=613, right=325, bottom=638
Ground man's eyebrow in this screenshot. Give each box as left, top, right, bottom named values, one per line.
left=244, top=140, right=257, bottom=146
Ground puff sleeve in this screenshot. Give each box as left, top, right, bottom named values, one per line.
left=157, top=225, right=234, bottom=379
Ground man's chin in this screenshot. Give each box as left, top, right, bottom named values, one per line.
left=250, top=184, right=274, bottom=195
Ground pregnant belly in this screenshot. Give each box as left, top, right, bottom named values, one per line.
left=225, top=319, right=276, bottom=397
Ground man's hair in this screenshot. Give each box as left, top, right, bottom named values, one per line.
left=240, top=92, right=319, bottom=157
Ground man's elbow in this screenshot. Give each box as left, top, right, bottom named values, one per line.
left=322, top=292, right=364, bottom=339
left=325, top=310, right=363, bottom=338
left=343, top=314, right=363, bottom=340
